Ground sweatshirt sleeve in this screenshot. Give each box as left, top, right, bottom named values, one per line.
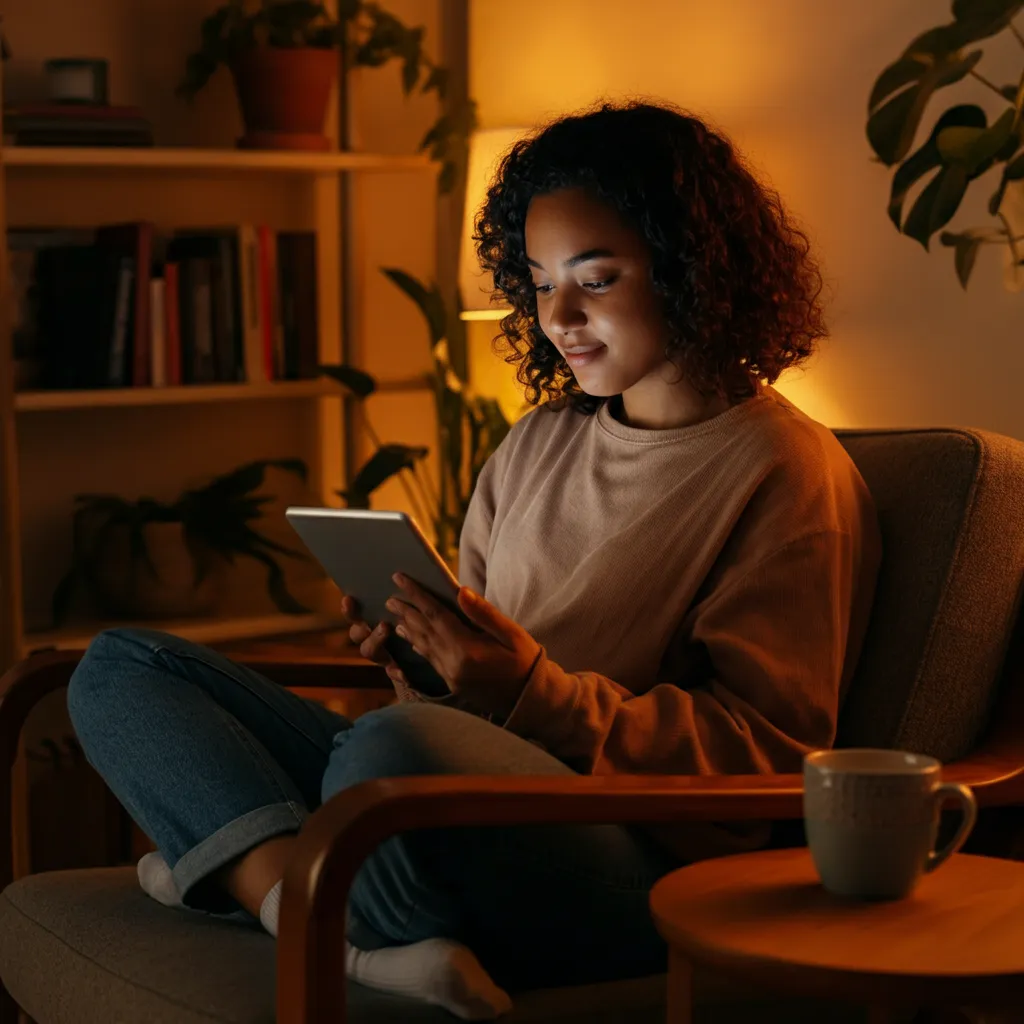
left=501, top=529, right=868, bottom=776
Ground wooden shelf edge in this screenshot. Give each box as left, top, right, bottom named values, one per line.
left=2, top=146, right=435, bottom=175
left=23, top=610, right=344, bottom=655
left=15, top=380, right=343, bottom=411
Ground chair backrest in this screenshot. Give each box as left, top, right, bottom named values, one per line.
left=834, top=427, right=1024, bottom=761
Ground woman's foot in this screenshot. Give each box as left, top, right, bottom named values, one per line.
left=137, top=851, right=183, bottom=908
left=346, top=938, right=513, bottom=1020
left=140, top=855, right=510, bottom=1019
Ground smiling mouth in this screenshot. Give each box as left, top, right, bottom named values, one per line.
left=562, top=343, right=607, bottom=368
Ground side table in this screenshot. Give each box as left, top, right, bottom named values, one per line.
left=650, top=847, right=1024, bottom=1023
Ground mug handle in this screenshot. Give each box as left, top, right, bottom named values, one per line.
left=925, top=782, right=978, bottom=873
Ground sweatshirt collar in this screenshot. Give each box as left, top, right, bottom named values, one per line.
left=595, top=383, right=770, bottom=445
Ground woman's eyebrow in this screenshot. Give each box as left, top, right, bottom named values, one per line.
left=526, top=248, right=615, bottom=270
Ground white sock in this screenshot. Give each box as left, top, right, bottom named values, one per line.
left=137, top=851, right=183, bottom=908
left=259, top=879, right=282, bottom=937
left=345, top=938, right=512, bottom=1020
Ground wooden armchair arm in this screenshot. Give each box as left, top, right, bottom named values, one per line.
left=275, top=771, right=803, bottom=1023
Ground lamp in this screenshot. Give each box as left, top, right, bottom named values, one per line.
left=458, top=127, right=527, bottom=321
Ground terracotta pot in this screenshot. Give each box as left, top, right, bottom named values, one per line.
left=230, top=46, right=338, bottom=151
left=89, top=521, right=227, bottom=620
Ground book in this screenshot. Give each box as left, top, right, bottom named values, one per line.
left=4, top=103, right=150, bottom=122
left=108, top=258, right=134, bottom=386
left=163, top=262, right=182, bottom=386
left=150, top=277, right=167, bottom=388
left=7, top=228, right=94, bottom=367
left=237, top=225, right=267, bottom=384
left=167, top=231, right=243, bottom=382
left=3, top=104, right=154, bottom=148
left=257, top=226, right=282, bottom=380
left=35, top=245, right=125, bottom=389
left=277, top=231, right=319, bottom=380
left=95, top=222, right=154, bottom=386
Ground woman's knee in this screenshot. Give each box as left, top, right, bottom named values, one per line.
left=67, top=627, right=166, bottom=731
left=320, top=703, right=479, bottom=801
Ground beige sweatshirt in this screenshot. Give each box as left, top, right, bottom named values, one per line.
left=457, top=384, right=882, bottom=796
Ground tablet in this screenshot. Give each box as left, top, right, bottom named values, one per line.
left=285, top=507, right=463, bottom=696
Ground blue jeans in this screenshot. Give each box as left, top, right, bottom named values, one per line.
left=67, top=628, right=674, bottom=989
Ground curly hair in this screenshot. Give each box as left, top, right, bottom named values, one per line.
left=474, top=101, right=827, bottom=412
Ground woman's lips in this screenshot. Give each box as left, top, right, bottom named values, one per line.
left=562, top=344, right=606, bottom=369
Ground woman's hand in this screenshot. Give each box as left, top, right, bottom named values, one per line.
left=385, top=573, right=541, bottom=719
left=342, top=594, right=397, bottom=670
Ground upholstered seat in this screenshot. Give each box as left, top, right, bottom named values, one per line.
left=0, top=868, right=870, bottom=1023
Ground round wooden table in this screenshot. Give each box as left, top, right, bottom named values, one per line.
left=649, top=848, right=1024, bottom=1022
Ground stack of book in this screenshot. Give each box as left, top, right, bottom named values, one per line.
left=9, top=223, right=320, bottom=390
left=3, top=104, right=154, bottom=147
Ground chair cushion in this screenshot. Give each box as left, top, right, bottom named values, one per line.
left=0, top=868, right=870, bottom=1024
left=0, top=868, right=665, bottom=1024
left=835, top=428, right=1024, bottom=759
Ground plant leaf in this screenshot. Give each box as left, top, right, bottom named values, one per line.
left=400, top=55, right=419, bottom=93
left=867, top=50, right=983, bottom=166
left=1007, top=152, right=1024, bottom=180
left=381, top=268, right=447, bottom=344
left=940, top=228, right=991, bottom=288
left=233, top=544, right=310, bottom=614
left=343, top=444, right=429, bottom=505
left=904, top=165, right=970, bottom=248
left=904, top=24, right=965, bottom=59
left=887, top=104, right=987, bottom=228
left=421, top=65, right=449, bottom=98
left=951, top=0, right=1024, bottom=42
left=970, top=111, right=1017, bottom=176
left=868, top=56, right=929, bottom=114
left=936, top=125, right=987, bottom=164
left=318, top=363, right=377, bottom=397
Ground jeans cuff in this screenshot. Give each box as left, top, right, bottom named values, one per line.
left=173, top=802, right=306, bottom=908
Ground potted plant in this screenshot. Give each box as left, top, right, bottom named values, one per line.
left=178, top=0, right=476, bottom=189
left=866, top=0, right=1024, bottom=289
left=320, top=268, right=514, bottom=565
left=52, top=458, right=310, bottom=624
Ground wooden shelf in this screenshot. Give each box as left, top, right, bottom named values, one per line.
left=2, top=146, right=435, bottom=175
left=460, top=309, right=509, bottom=322
left=15, top=380, right=341, bottom=412
left=24, top=610, right=345, bottom=654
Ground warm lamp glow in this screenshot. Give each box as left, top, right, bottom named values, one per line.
left=458, top=127, right=528, bottom=317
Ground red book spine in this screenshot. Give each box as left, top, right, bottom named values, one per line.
left=163, top=262, right=182, bottom=386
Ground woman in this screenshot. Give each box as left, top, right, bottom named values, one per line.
left=68, top=101, right=881, bottom=1021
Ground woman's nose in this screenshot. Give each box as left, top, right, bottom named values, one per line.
left=547, top=290, right=587, bottom=333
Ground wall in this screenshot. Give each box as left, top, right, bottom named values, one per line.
left=468, top=0, right=1024, bottom=439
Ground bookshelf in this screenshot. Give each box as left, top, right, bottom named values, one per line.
left=3, top=145, right=433, bottom=174
left=0, top=2, right=443, bottom=671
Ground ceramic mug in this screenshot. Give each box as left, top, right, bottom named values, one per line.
left=803, top=748, right=977, bottom=899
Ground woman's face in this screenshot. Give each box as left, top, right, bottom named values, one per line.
left=524, top=187, right=672, bottom=398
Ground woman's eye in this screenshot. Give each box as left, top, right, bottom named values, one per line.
left=584, top=278, right=615, bottom=290
left=534, top=283, right=554, bottom=294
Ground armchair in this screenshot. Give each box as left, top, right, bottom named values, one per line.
left=0, top=425, right=1023, bottom=1023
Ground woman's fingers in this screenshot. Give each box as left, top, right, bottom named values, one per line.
left=357, top=622, right=394, bottom=665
